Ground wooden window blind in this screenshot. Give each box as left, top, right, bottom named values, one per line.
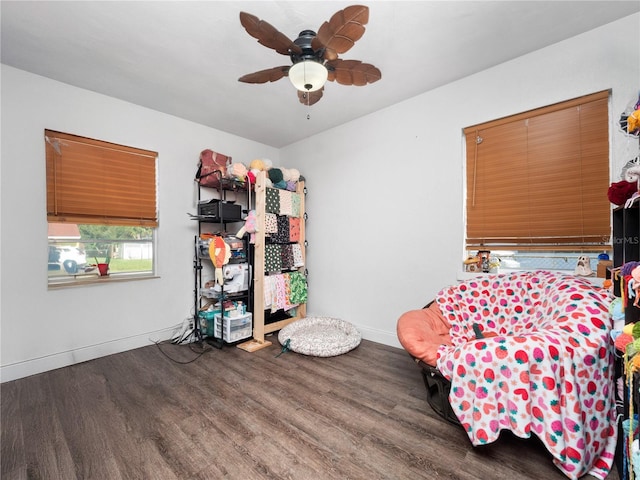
left=464, top=90, right=610, bottom=252
left=45, top=130, right=158, bottom=227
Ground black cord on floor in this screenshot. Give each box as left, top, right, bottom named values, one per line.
left=154, top=339, right=212, bottom=364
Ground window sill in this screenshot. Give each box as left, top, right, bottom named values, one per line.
left=48, top=273, right=159, bottom=289
left=456, top=269, right=606, bottom=287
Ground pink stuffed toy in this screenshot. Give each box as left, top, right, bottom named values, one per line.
left=227, top=162, right=248, bottom=182
left=633, top=265, right=640, bottom=307
left=235, top=210, right=258, bottom=244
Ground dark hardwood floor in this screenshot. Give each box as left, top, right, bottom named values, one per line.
left=1, top=338, right=620, bottom=480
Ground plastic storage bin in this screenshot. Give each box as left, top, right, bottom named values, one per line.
left=198, top=309, right=221, bottom=337
left=214, top=312, right=252, bottom=342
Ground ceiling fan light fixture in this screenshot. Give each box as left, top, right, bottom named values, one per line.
left=288, top=60, right=328, bottom=92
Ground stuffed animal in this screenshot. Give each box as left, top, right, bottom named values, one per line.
left=620, top=95, right=640, bottom=136
left=574, top=255, right=593, bottom=276
left=250, top=159, right=266, bottom=171
left=249, top=159, right=269, bottom=186
left=628, top=109, right=640, bottom=135
left=285, top=168, right=301, bottom=190
left=227, top=162, right=248, bottom=182
left=608, top=180, right=638, bottom=206
left=278, top=167, right=300, bottom=190
left=633, top=265, right=640, bottom=307
left=463, top=255, right=480, bottom=272
left=622, top=156, right=640, bottom=182
left=286, top=180, right=297, bottom=191
left=621, top=165, right=640, bottom=207
left=235, top=210, right=258, bottom=244
left=268, top=167, right=287, bottom=189
left=268, top=167, right=283, bottom=183
left=209, top=236, right=231, bottom=285
left=288, top=168, right=300, bottom=182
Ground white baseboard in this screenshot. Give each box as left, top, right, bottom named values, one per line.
left=356, top=324, right=403, bottom=350
left=2, top=324, right=404, bottom=383
left=0, top=327, right=176, bottom=383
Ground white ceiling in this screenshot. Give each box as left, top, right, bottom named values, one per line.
left=2, top=1, right=639, bottom=148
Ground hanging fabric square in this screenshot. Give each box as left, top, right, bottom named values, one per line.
left=279, top=190, right=293, bottom=216
left=292, top=243, right=304, bottom=267
left=289, top=217, right=301, bottom=242
left=265, top=244, right=283, bottom=272
left=284, top=273, right=294, bottom=311
left=281, top=244, right=294, bottom=270
left=263, top=275, right=274, bottom=309
left=271, top=274, right=287, bottom=312
left=265, top=213, right=278, bottom=234
left=289, top=271, right=308, bottom=305
left=274, top=215, right=290, bottom=243
left=291, top=193, right=301, bottom=218
left=265, top=187, right=280, bottom=214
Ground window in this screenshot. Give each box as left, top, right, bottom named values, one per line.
left=45, top=130, right=158, bottom=285
left=464, top=90, right=611, bottom=271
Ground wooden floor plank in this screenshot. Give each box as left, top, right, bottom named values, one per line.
left=1, top=381, right=25, bottom=478
left=15, top=374, right=78, bottom=480
left=0, top=339, right=620, bottom=479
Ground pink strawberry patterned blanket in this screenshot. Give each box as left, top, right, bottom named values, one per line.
left=435, top=271, right=617, bottom=480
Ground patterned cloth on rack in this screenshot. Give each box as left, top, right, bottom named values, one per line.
left=272, top=215, right=290, bottom=243
left=292, top=244, right=304, bottom=267
left=284, top=273, right=295, bottom=311
left=289, top=217, right=301, bottom=242
left=291, top=193, right=301, bottom=218
left=264, top=274, right=274, bottom=309
left=265, top=244, right=283, bottom=272
left=264, top=272, right=308, bottom=313
left=279, top=190, right=293, bottom=216
left=265, top=213, right=278, bottom=234
left=265, top=187, right=280, bottom=214
left=271, top=274, right=288, bottom=312
left=281, top=244, right=294, bottom=270
left=289, top=271, right=308, bottom=305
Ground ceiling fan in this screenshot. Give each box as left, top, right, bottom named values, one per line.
left=238, top=5, right=381, bottom=106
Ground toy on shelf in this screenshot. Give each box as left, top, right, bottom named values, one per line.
left=226, top=162, right=248, bottom=183
left=463, top=250, right=491, bottom=273
left=574, top=255, right=593, bottom=276
left=629, top=109, right=640, bottom=136
left=235, top=210, right=258, bottom=244
left=620, top=93, right=640, bottom=137
left=209, top=236, right=231, bottom=285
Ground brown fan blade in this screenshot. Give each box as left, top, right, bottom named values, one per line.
left=239, top=66, right=290, bottom=84
left=239, top=12, right=302, bottom=56
left=297, top=88, right=324, bottom=106
left=326, top=59, right=381, bottom=86
left=312, top=5, right=369, bottom=61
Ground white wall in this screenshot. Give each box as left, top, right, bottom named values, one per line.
left=0, top=65, right=279, bottom=381
left=2, top=14, right=638, bottom=381
left=282, top=13, right=640, bottom=348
